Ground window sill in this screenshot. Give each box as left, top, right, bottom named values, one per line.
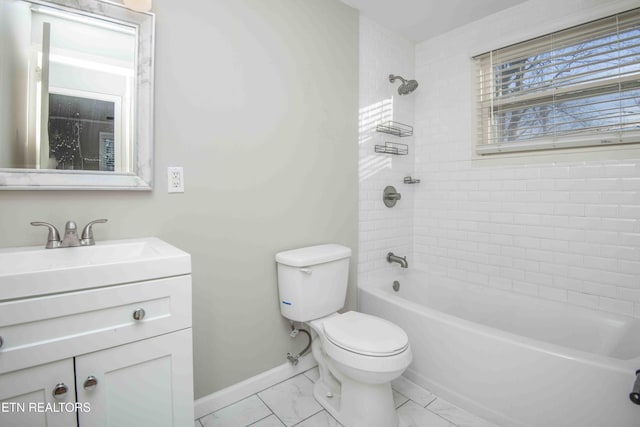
left=472, top=140, right=640, bottom=168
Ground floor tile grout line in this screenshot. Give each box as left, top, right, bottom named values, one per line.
left=430, top=409, right=461, bottom=427
left=302, top=371, right=317, bottom=382
left=198, top=369, right=318, bottom=419
left=246, top=411, right=281, bottom=427
left=290, top=408, right=326, bottom=426
left=256, top=392, right=287, bottom=426
left=397, top=394, right=464, bottom=427
left=423, top=395, right=438, bottom=408
left=396, top=399, right=412, bottom=411
left=393, top=389, right=410, bottom=407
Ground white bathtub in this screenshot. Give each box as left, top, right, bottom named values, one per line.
left=358, top=271, right=640, bottom=427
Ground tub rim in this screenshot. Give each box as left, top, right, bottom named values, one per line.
left=359, top=284, right=640, bottom=373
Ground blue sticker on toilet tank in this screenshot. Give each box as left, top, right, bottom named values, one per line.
left=282, top=301, right=292, bottom=306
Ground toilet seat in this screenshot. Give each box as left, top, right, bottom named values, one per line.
left=322, top=311, right=409, bottom=357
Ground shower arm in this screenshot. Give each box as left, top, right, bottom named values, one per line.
left=389, top=74, right=407, bottom=84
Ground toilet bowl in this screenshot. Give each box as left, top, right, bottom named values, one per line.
left=312, top=311, right=411, bottom=383
left=275, top=244, right=412, bottom=427
left=309, top=312, right=412, bottom=427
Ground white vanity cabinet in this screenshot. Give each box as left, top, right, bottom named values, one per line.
left=75, top=329, right=193, bottom=427
left=0, top=359, right=77, bottom=427
left=0, top=238, right=193, bottom=427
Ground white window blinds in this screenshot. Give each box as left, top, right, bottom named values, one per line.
left=474, top=8, right=640, bottom=154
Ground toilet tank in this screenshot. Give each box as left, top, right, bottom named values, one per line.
left=275, top=244, right=351, bottom=322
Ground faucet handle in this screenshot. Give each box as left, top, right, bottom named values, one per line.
left=30, top=221, right=61, bottom=249
left=80, top=219, right=108, bottom=246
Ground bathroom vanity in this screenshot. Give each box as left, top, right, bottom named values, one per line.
left=0, top=238, right=193, bottom=427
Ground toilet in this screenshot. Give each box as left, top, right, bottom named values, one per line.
left=275, top=244, right=412, bottom=427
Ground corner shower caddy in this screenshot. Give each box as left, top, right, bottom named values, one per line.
left=375, top=121, right=413, bottom=156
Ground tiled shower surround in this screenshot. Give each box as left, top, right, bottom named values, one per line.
left=358, top=16, right=415, bottom=284
left=412, top=157, right=640, bottom=316
left=359, top=1, right=640, bottom=318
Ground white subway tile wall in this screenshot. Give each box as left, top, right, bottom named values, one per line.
left=412, top=1, right=640, bottom=317
left=358, top=16, right=416, bottom=284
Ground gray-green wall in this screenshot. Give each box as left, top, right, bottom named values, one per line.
left=0, top=0, right=359, bottom=399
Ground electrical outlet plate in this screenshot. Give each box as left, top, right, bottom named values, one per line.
left=168, top=167, right=184, bottom=193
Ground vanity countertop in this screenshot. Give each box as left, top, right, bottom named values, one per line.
left=0, top=237, right=191, bottom=301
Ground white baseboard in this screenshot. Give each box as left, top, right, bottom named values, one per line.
left=194, top=353, right=317, bottom=419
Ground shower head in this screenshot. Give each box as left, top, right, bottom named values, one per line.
left=389, top=74, right=419, bottom=95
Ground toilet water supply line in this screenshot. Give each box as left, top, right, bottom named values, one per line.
left=287, top=321, right=312, bottom=366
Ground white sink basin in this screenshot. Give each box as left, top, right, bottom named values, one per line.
left=0, top=238, right=191, bottom=301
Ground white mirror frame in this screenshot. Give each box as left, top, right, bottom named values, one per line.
left=0, top=0, right=154, bottom=190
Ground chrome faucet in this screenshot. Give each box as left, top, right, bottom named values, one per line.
left=387, top=252, right=408, bottom=268
left=31, top=219, right=108, bottom=249
left=61, top=220, right=81, bottom=247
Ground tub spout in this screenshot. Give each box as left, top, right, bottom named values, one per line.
left=630, top=370, right=640, bottom=405
left=387, top=252, right=408, bottom=268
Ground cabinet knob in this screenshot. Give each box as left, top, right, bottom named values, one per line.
left=83, top=376, right=98, bottom=391
left=52, top=383, right=68, bottom=399
left=132, top=308, right=146, bottom=321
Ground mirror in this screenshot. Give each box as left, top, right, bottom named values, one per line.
left=0, top=0, right=154, bottom=190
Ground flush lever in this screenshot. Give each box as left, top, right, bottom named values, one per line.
left=300, top=268, right=312, bottom=275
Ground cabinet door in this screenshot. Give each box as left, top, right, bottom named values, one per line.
left=76, top=329, right=193, bottom=427
left=0, top=359, right=77, bottom=427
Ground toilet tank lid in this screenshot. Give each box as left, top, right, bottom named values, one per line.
left=276, top=244, right=351, bottom=267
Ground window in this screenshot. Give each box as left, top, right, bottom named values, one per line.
left=474, top=8, right=640, bottom=155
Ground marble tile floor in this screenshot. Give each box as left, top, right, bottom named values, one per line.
left=195, top=367, right=499, bottom=427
